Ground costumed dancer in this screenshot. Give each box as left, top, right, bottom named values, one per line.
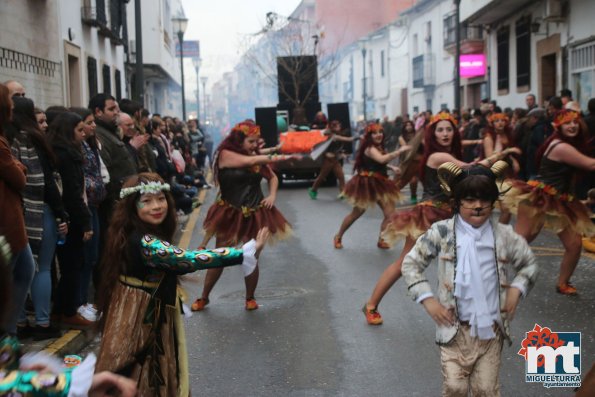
left=308, top=120, right=356, bottom=200
left=191, top=121, right=295, bottom=312
left=502, top=109, right=595, bottom=295
left=363, top=112, right=520, bottom=325
left=482, top=111, right=520, bottom=224
left=333, top=122, right=411, bottom=249
left=401, top=161, right=538, bottom=396
left=395, top=120, right=422, bottom=204
left=95, top=173, right=269, bottom=396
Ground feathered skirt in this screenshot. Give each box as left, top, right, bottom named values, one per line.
left=501, top=180, right=595, bottom=236
left=342, top=171, right=402, bottom=209
left=203, top=197, right=292, bottom=245
left=382, top=200, right=452, bottom=243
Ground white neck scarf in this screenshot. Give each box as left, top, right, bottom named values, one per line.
left=454, top=216, right=496, bottom=340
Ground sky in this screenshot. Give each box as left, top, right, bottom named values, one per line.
left=180, top=0, right=302, bottom=94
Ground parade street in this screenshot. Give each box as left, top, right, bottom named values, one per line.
left=181, top=181, right=595, bottom=397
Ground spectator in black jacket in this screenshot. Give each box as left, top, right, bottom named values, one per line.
left=47, top=112, right=94, bottom=328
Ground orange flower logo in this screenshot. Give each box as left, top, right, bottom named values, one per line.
left=518, top=324, right=566, bottom=367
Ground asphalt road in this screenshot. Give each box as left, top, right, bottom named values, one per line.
left=183, top=181, right=595, bottom=397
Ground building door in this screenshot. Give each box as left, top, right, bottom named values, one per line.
left=541, top=54, right=556, bottom=105
left=67, top=55, right=81, bottom=107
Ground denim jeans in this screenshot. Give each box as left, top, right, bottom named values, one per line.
left=81, top=206, right=99, bottom=305
left=18, top=204, right=57, bottom=327
left=6, top=244, right=35, bottom=334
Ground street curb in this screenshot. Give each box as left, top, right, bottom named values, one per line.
left=42, top=329, right=91, bottom=357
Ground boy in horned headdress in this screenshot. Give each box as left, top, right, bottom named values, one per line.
left=402, top=161, right=538, bottom=396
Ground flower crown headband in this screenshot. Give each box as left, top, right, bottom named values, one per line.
left=232, top=122, right=261, bottom=137
left=487, top=112, right=509, bottom=124
left=120, top=181, right=171, bottom=199
left=553, top=109, right=580, bottom=129
left=365, top=123, right=383, bottom=135
left=429, top=112, right=459, bottom=128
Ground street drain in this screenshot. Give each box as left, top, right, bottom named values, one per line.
left=218, top=287, right=309, bottom=300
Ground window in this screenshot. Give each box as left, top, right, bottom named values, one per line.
left=102, top=64, right=111, bottom=94
left=443, top=13, right=456, bottom=47
left=380, top=50, right=385, bottom=77
left=516, top=17, right=531, bottom=87
left=87, top=57, right=98, bottom=98
left=115, top=69, right=122, bottom=100
left=496, top=27, right=510, bottom=91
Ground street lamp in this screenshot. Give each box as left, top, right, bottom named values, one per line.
left=172, top=15, right=188, bottom=120
left=192, top=57, right=201, bottom=120
left=361, top=44, right=367, bottom=121
left=200, top=76, right=208, bottom=123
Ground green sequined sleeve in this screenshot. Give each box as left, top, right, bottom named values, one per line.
left=0, top=335, right=71, bottom=396
left=140, top=234, right=245, bottom=274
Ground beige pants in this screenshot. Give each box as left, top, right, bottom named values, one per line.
left=440, top=324, right=503, bottom=397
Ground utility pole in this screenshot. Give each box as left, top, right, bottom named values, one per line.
left=134, top=0, right=144, bottom=104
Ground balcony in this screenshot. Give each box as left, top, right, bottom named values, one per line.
left=412, top=53, right=435, bottom=89
left=443, top=13, right=484, bottom=55
left=81, top=6, right=106, bottom=28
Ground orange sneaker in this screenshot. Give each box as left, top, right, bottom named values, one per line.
left=556, top=283, right=577, bottom=296
left=333, top=235, right=343, bottom=249
left=377, top=238, right=390, bottom=249
left=362, top=304, right=383, bottom=325
left=245, top=298, right=259, bottom=311
left=191, top=298, right=209, bottom=311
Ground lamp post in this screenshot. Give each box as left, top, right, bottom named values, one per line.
left=192, top=57, right=201, bottom=120
left=200, top=76, right=208, bottom=123
left=361, top=45, right=367, bottom=121
left=172, top=15, right=188, bottom=120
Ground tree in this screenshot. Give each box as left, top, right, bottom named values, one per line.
left=240, top=12, right=340, bottom=125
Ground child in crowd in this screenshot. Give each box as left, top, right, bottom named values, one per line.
left=401, top=161, right=538, bottom=396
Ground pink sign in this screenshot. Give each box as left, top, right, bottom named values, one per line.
left=460, top=54, right=486, bottom=78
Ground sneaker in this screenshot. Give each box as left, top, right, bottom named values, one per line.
left=377, top=238, right=390, bottom=249
left=77, top=305, right=97, bottom=322
left=191, top=298, right=209, bottom=311
left=61, top=314, right=95, bottom=329
left=337, top=193, right=346, bottom=200
left=245, top=298, right=259, bottom=311
left=362, top=304, right=383, bottom=325
left=556, top=283, right=578, bottom=296
left=333, top=235, right=343, bottom=249
left=33, top=325, right=62, bottom=341
left=410, top=196, right=418, bottom=205
left=308, top=188, right=318, bottom=200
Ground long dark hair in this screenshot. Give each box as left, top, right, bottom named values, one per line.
left=420, top=116, right=462, bottom=180
left=70, top=107, right=98, bottom=150
left=0, top=84, right=12, bottom=136
left=47, top=112, right=83, bottom=150
left=12, top=96, right=57, bottom=165
left=353, top=123, right=384, bottom=173
left=96, top=173, right=177, bottom=329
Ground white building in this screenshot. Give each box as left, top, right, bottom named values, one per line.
left=126, top=0, right=184, bottom=116
left=60, top=0, right=127, bottom=107
left=461, top=0, right=595, bottom=111
left=319, top=17, right=410, bottom=121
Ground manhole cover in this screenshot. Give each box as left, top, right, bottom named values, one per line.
left=218, top=287, right=309, bottom=300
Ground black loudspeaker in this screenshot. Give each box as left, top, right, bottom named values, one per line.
left=327, top=102, right=353, bottom=154
left=277, top=56, right=319, bottom=106
left=255, top=107, right=278, bottom=148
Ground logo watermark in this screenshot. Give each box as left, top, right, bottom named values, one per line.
left=518, top=324, right=581, bottom=388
